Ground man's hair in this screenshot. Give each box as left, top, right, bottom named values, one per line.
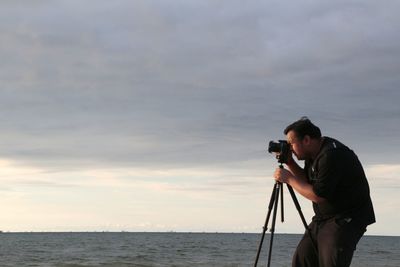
left=284, top=117, right=321, bottom=140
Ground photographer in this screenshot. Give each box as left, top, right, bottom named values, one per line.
left=273, top=117, right=375, bottom=267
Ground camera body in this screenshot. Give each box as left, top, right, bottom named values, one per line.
left=268, top=140, right=290, bottom=164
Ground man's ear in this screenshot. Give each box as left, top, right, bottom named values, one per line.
left=303, top=135, right=311, bottom=145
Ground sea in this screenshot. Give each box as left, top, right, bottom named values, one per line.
left=0, top=232, right=398, bottom=267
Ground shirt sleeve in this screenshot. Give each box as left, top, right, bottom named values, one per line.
left=312, top=151, right=342, bottom=199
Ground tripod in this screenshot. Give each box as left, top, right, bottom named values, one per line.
left=254, top=164, right=317, bottom=267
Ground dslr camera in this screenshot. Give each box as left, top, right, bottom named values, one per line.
left=268, top=140, right=290, bottom=164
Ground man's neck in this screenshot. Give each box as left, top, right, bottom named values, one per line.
left=310, top=137, right=324, bottom=160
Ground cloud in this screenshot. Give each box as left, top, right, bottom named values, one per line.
left=0, top=0, right=399, bottom=170
left=365, top=164, right=400, bottom=188
left=2, top=0, right=400, bottom=234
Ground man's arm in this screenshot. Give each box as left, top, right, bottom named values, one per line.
left=274, top=160, right=326, bottom=203
left=286, top=159, right=307, bottom=181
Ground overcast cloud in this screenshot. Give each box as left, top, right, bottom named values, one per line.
left=0, top=1, right=399, bottom=234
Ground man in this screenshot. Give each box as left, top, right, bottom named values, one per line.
left=273, top=117, right=375, bottom=267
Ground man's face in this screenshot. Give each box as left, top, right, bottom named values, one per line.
left=286, top=130, right=307, bottom=160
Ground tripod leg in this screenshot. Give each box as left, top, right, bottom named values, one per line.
left=254, top=183, right=278, bottom=267
left=267, top=182, right=281, bottom=267
left=286, top=184, right=318, bottom=253
left=279, top=164, right=284, bottom=222
left=280, top=183, right=284, bottom=222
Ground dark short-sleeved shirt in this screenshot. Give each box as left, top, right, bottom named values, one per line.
left=305, top=137, right=375, bottom=226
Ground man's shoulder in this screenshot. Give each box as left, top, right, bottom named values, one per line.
left=316, top=137, right=353, bottom=166
left=320, top=137, right=352, bottom=156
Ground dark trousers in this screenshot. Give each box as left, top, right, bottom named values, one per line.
left=292, top=217, right=366, bottom=267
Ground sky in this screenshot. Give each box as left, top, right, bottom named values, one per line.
left=0, top=0, right=399, bottom=235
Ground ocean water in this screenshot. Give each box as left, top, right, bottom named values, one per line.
left=0, top=232, right=398, bottom=267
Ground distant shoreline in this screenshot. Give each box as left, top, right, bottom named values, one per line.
left=0, top=231, right=397, bottom=237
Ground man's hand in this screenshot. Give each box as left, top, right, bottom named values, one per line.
left=273, top=167, right=293, bottom=184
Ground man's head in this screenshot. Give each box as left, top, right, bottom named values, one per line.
left=284, top=117, right=322, bottom=160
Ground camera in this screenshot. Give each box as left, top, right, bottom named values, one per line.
left=268, top=140, right=290, bottom=164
